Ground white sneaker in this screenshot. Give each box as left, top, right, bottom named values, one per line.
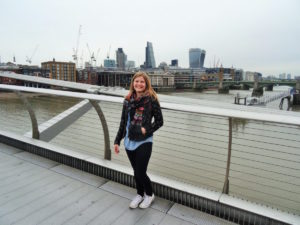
left=129, top=195, right=143, bottom=209
left=139, top=194, right=155, bottom=209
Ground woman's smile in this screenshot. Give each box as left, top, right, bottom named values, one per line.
left=134, top=76, right=146, bottom=93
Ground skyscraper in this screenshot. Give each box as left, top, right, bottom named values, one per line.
left=189, top=48, right=206, bottom=68
left=116, top=48, right=127, bottom=70
left=145, top=42, right=156, bottom=68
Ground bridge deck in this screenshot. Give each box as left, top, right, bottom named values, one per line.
left=0, top=143, right=235, bottom=225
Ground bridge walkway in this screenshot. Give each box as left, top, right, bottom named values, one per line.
left=0, top=143, right=235, bottom=225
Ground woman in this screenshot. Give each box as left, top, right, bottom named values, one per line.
left=114, top=71, right=163, bottom=209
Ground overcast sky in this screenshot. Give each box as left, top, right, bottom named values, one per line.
left=0, top=0, right=299, bottom=76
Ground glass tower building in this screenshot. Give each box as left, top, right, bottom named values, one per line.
left=145, top=42, right=156, bottom=68
left=189, top=48, right=206, bottom=68
left=171, top=59, right=178, bottom=67
left=104, top=59, right=116, bottom=68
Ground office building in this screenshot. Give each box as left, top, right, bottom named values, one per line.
left=144, top=42, right=156, bottom=68
left=41, top=59, right=76, bottom=82
left=104, top=59, right=116, bottom=68
left=189, top=48, right=206, bottom=68
left=171, top=59, right=178, bottom=67
left=116, top=48, right=127, bottom=70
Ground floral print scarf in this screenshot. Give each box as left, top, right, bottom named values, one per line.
left=128, top=92, right=150, bottom=126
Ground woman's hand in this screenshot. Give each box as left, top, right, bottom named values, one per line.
left=114, top=144, right=120, bottom=154
left=141, top=127, right=146, bottom=135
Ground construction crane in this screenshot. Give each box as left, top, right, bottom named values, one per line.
left=79, top=50, right=84, bottom=69
left=94, top=48, right=100, bottom=66
left=26, top=45, right=39, bottom=64
left=72, top=25, right=82, bottom=67
left=86, top=43, right=95, bottom=67
left=107, top=45, right=111, bottom=59
left=215, top=59, right=220, bottom=68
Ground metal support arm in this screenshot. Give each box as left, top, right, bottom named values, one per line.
left=222, top=117, right=232, bottom=194
left=15, top=91, right=40, bottom=139
left=89, top=100, right=111, bottom=160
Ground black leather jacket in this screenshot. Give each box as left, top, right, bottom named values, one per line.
left=114, top=96, right=163, bottom=145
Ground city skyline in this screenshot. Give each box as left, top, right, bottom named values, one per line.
left=0, top=0, right=299, bottom=77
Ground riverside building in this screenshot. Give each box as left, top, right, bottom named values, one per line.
left=41, top=59, right=76, bottom=82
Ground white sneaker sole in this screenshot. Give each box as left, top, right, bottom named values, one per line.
left=139, top=195, right=155, bottom=209
left=129, top=204, right=139, bottom=209
left=129, top=197, right=143, bottom=209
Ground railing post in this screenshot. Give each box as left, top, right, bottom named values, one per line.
left=222, top=117, right=232, bottom=194
left=14, top=91, right=40, bottom=139
left=89, top=100, right=111, bottom=160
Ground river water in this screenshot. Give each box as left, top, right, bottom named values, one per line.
left=0, top=88, right=299, bottom=215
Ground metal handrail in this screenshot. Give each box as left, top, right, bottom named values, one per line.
left=1, top=84, right=300, bottom=126
left=89, top=100, right=111, bottom=160
left=1, top=85, right=112, bottom=160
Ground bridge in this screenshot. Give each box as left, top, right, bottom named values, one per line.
left=0, top=75, right=300, bottom=224
left=0, top=142, right=236, bottom=225
left=175, top=77, right=299, bottom=101
left=234, top=88, right=294, bottom=107
left=175, top=80, right=297, bottom=90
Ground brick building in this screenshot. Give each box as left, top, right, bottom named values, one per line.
left=41, top=59, right=76, bottom=82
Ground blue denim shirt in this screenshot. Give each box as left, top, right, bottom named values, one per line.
left=124, top=113, right=153, bottom=151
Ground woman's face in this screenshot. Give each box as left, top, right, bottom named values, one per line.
left=133, top=76, right=146, bottom=94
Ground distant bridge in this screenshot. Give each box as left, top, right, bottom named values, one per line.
left=175, top=80, right=297, bottom=90
left=245, top=88, right=294, bottom=106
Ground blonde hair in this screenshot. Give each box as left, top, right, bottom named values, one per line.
left=126, top=71, right=158, bottom=100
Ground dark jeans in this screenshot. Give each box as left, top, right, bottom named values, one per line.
left=126, top=142, right=153, bottom=196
